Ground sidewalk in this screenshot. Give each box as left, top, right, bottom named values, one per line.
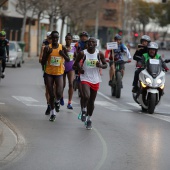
left=0, top=115, right=25, bottom=167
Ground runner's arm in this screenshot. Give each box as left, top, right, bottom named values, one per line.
left=72, top=51, right=84, bottom=73
left=96, top=51, right=107, bottom=69
left=60, top=45, right=70, bottom=62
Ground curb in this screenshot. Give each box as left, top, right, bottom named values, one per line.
left=0, top=115, right=26, bottom=168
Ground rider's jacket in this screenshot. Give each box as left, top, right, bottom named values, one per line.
left=142, top=53, right=167, bottom=69
left=0, top=39, right=9, bottom=57
left=133, top=45, right=148, bottom=61
left=45, top=44, right=65, bottom=75
left=110, top=43, right=127, bottom=61
left=75, top=41, right=86, bottom=53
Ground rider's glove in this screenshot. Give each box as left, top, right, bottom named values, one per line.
left=164, top=59, right=170, bottom=63
left=165, top=67, right=169, bottom=72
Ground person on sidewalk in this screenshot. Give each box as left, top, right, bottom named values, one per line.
left=0, top=31, right=9, bottom=78
left=41, top=31, right=70, bottom=122
left=73, top=37, right=107, bottom=129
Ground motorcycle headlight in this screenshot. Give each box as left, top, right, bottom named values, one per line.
left=145, top=77, right=152, bottom=84
left=157, top=78, right=162, bottom=84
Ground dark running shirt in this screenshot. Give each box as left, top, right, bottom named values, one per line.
left=0, top=39, right=9, bottom=57
left=42, top=39, right=49, bottom=46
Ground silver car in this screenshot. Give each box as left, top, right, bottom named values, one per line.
left=6, top=41, right=22, bottom=67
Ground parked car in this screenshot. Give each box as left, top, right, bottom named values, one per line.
left=6, top=41, right=22, bottom=67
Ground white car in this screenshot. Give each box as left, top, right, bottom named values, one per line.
left=6, top=41, right=22, bottom=67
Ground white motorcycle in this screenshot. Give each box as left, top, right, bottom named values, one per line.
left=133, top=59, right=165, bottom=114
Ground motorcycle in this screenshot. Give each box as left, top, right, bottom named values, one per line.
left=132, top=58, right=165, bottom=114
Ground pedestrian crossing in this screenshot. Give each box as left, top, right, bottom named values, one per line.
left=1, top=96, right=170, bottom=123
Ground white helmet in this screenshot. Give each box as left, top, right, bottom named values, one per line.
left=46, top=31, right=51, bottom=37
left=148, top=42, right=159, bottom=50
left=72, top=35, right=80, bottom=41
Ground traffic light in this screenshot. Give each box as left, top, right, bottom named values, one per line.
left=162, top=0, right=167, bottom=3
left=118, top=30, right=123, bottom=36
left=134, top=32, right=139, bottom=37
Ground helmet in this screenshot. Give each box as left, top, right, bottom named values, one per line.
left=147, top=42, right=158, bottom=50
left=72, top=35, right=80, bottom=41
left=0, top=31, right=6, bottom=37
left=46, top=31, right=51, bottom=37
left=114, top=34, right=121, bottom=40
left=79, top=31, right=89, bottom=37
left=140, top=35, right=151, bottom=43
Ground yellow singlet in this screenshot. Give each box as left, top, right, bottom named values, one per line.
left=45, top=44, right=65, bottom=75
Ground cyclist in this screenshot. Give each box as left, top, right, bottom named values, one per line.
left=60, top=33, right=76, bottom=109
left=41, top=31, right=70, bottom=122
left=0, top=31, right=9, bottom=78
left=132, top=35, right=151, bottom=93
left=73, top=37, right=107, bottom=129
left=39, top=31, right=52, bottom=115
left=74, top=31, right=89, bottom=119
left=108, top=34, right=131, bottom=86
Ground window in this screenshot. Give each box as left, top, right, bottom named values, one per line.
left=103, top=9, right=117, bottom=21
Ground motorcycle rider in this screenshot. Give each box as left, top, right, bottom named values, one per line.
left=132, top=35, right=151, bottom=93
left=133, top=42, right=169, bottom=94
left=141, top=42, right=169, bottom=70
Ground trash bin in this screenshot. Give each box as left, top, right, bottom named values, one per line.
left=18, top=41, right=25, bottom=63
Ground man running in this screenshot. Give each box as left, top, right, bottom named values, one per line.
left=39, top=31, right=52, bottom=115
left=41, top=31, right=70, bottom=122
left=0, top=31, right=9, bottom=78
left=73, top=37, right=107, bottom=129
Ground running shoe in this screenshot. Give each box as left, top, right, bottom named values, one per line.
left=49, top=114, right=56, bottom=122
left=1, top=72, right=5, bottom=78
left=67, top=103, right=73, bottom=109
left=55, top=102, right=60, bottom=112
left=60, top=98, right=64, bottom=106
left=78, top=111, right=82, bottom=120
left=86, top=120, right=92, bottom=130
left=45, top=105, right=51, bottom=115
left=81, top=111, right=86, bottom=122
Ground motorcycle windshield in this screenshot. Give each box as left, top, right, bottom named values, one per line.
left=146, top=59, right=162, bottom=78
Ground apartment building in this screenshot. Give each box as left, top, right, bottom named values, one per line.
left=85, top=0, right=124, bottom=47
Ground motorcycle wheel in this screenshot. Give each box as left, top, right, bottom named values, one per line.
left=115, top=72, right=122, bottom=98
left=148, top=93, right=156, bottom=114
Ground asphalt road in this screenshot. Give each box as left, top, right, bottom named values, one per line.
left=1, top=50, right=170, bottom=170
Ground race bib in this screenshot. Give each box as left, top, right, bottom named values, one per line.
left=68, top=52, right=74, bottom=61
left=50, top=56, right=61, bottom=66
left=86, top=59, right=98, bottom=68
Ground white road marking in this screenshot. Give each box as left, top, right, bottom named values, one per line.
left=95, top=101, right=117, bottom=107
left=147, top=114, right=170, bottom=123
left=0, top=102, right=5, bottom=104
left=127, top=102, right=140, bottom=108
left=97, top=91, right=117, bottom=103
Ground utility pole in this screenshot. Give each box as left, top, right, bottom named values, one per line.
left=95, top=11, right=98, bottom=39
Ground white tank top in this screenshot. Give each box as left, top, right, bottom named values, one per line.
left=80, top=49, right=102, bottom=84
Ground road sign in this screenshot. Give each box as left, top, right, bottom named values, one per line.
left=107, top=42, right=118, bottom=50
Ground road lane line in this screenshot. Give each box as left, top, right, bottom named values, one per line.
left=97, top=91, right=117, bottom=103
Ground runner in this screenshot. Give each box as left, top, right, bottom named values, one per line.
left=74, top=31, right=89, bottom=120
left=73, top=37, right=107, bottom=129
left=0, top=31, right=9, bottom=78
left=39, top=31, right=52, bottom=115
left=41, top=31, right=70, bottom=121
left=61, top=33, right=76, bottom=109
